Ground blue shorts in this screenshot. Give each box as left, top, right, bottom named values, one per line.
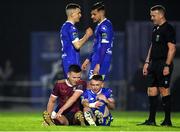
left=88, top=60, right=111, bottom=80
left=62, top=59, right=80, bottom=78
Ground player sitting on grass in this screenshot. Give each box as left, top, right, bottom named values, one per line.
left=81, top=75, right=115, bottom=126
left=42, top=64, right=86, bottom=126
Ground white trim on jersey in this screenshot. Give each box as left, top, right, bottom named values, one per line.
left=101, top=39, right=109, bottom=43
left=51, top=94, right=58, bottom=98
left=90, top=88, right=102, bottom=95
left=65, top=79, right=73, bottom=87
left=98, top=18, right=107, bottom=25
left=75, top=89, right=84, bottom=93
left=66, top=21, right=74, bottom=25
left=72, top=38, right=79, bottom=44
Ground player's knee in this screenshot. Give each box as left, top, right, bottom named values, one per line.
left=159, top=87, right=170, bottom=96
left=55, top=116, right=69, bottom=125
left=148, top=87, right=158, bottom=96
left=83, top=107, right=91, bottom=112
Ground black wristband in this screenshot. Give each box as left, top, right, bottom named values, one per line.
left=164, top=64, right=170, bottom=67
left=145, top=62, right=149, bottom=64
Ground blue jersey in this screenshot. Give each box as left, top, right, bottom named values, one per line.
left=89, top=18, right=113, bottom=63
left=60, top=21, right=80, bottom=76
left=88, top=18, right=114, bottom=80
left=82, top=87, right=114, bottom=126
left=82, top=88, right=113, bottom=104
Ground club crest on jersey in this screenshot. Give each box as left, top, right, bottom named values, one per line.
left=73, top=32, right=78, bottom=38
left=102, top=33, right=107, bottom=39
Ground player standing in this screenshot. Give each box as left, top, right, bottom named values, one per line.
left=60, top=3, right=93, bottom=78
left=81, top=2, right=114, bottom=80
left=138, top=5, right=176, bottom=126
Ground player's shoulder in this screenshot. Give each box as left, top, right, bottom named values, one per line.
left=56, top=79, right=66, bottom=85
left=74, top=80, right=87, bottom=92
left=84, top=89, right=92, bottom=94
left=102, top=87, right=112, bottom=93
left=77, top=80, right=87, bottom=88
left=166, top=22, right=175, bottom=32
left=105, top=19, right=112, bottom=24
left=100, top=19, right=113, bottom=31
left=103, top=19, right=112, bottom=26
left=62, top=22, right=76, bottom=30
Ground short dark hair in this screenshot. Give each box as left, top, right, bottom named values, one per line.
left=150, top=5, right=166, bottom=16
left=68, top=64, right=81, bottom=73
left=66, top=3, right=81, bottom=10
left=91, top=1, right=105, bottom=11
left=91, top=74, right=103, bottom=81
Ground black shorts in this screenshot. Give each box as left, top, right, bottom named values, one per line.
left=147, top=60, right=173, bottom=88
left=54, top=106, right=77, bottom=125
left=53, top=111, right=76, bottom=125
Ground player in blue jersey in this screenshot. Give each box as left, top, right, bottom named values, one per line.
left=60, top=3, right=93, bottom=78
left=81, top=2, right=114, bottom=80
left=81, top=75, right=115, bottom=126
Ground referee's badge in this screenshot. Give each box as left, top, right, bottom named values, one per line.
left=165, top=80, right=168, bottom=85
left=156, top=35, right=160, bottom=42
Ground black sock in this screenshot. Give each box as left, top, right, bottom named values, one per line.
left=162, top=95, right=171, bottom=122
left=148, top=96, right=158, bottom=122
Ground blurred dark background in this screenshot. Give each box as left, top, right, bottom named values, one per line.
left=0, top=0, right=180, bottom=111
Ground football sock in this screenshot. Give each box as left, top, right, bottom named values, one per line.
left=162, top=95, right=171, bottom=122
left=148, top=96, right=158, bottom=122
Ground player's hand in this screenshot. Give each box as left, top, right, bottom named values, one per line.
left=56, top=109, right=63, bottom=118
left=163, top=66, right=170, bottom=76
left=93, top=64, right=100, bottom=75
left=81, top=59, right=90, bottom=70
left=86, top=27, right=93, bottom=38
left=95, top=101, right=104, bottom=108
left=143, top=63, right=149, bottom=76
left=97, top=94, right=107, bottom=102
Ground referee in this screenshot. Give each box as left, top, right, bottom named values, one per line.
left=139, top=5, right=176, bottom=126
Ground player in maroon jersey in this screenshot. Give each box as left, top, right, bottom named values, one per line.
left=43, top=64, right=87, bottom=126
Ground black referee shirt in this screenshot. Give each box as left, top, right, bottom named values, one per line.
left=150, top=21, right=176, bottom=60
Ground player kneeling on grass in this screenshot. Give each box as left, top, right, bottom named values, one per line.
left=81, top=75, right=115, bottom=126
left=42, top=64, right=86, bottom=126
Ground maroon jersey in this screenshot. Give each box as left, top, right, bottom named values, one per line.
left=52, top=79, right=86, bottom=113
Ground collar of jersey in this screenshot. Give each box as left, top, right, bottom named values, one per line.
left=98, top=18, right=107, bottom=25
left=66, top=21, right=74, bottom=25
left=91, top=88, right=102, bottom=95
left=65, top=79, right=73, bottom=87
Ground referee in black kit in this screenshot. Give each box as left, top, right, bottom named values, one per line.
left=139, top=5, right=176, bottom=126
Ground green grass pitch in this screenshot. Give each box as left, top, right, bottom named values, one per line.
left=0, top=111, right=180, bottom=131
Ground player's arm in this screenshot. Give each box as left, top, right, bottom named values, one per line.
left=94, top=26, right=110, bottom=74
left=106, top=98, right=115, bottom=110
left=163, top=42, right=176, bottom=76
left=97, top=94, right=115, bottom=109
left=163, top=26, right=176, bottom=76
left=82, top=99, right=90, bottom=107
left=47, top=94, right=58, bottom=114
left=82, top=98, right=103, bottom=108
left=145, top=43, right=152, bottom=64
left=73, top=27, right=93, bottom=50
left=82, top=49, right=94, bottom=70
left=143, top=44, right=152, bottom=76
left=57, top=90, right=83, bottom=116
left=81, top=58, right=90, bottom=71
left=166, top=43, right=176, bottom=65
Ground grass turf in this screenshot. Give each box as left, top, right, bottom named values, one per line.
left=0, top=111, right=180, bottom=131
